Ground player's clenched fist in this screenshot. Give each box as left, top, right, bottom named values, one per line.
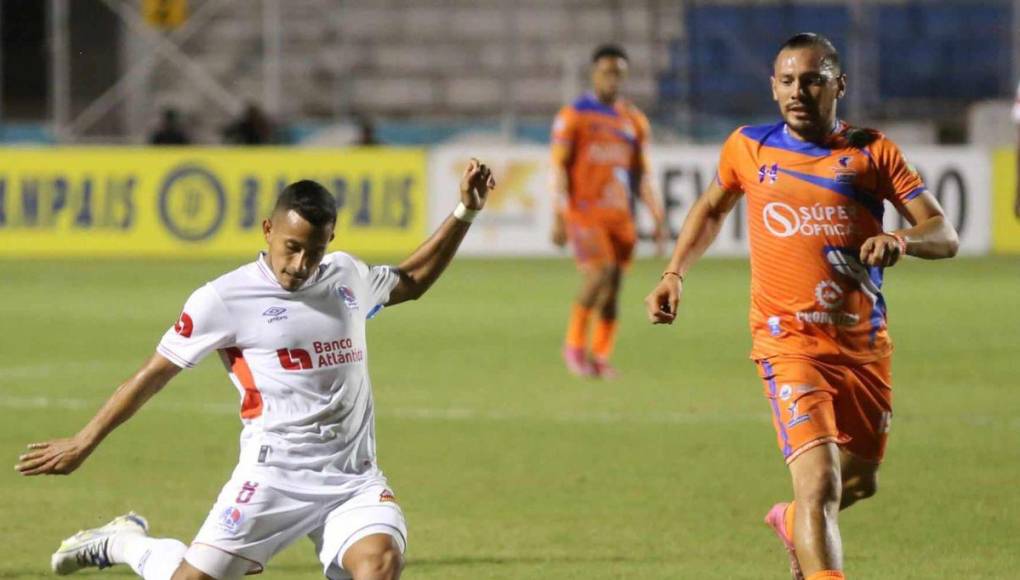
left=859, top=233, right=905, bottom=267
left=644, top=274, right=683, bottom=325
left=459, top=158, right=496, bottom=210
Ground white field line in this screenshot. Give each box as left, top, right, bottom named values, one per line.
left=0, top=393, right=764, bottom=425
left=0, top=361, right=127, bottom=381
left=0, top=393, right=1017, bottom=429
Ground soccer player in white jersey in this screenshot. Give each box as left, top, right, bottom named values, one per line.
left=15, top=160, right=496, bottom=580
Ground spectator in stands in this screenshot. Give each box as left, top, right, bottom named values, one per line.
left=355, top=114, right=380, bottom=146
left=149, top=108, right=191, bottom=145
left=223, top=101, right=274, bottom=145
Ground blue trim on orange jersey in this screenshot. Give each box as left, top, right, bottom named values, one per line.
left=572, top=92, right=619, bottom=118
left=777, top=167, right=885, bottom=221
left=904, top=186, right=927, bottom=201
left=868, top=266, right=887, bottom=345
left=822, top=245, right=888, bottom=347
left=611, top=128, right=638, bottom=146
left=740, top=122, right=835, bottom=158
left=762, top=360, right=792, bottom=458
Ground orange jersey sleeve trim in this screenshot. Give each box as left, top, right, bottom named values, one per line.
left=223, top=347, right=263, bottom=419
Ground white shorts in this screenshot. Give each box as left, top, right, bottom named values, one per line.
left=184, top=473, right=407, bottom=580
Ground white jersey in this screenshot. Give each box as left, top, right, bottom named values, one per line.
left=157, top=252, right=400, bottom=494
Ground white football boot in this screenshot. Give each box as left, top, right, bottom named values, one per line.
left=50, top=512, right=149, bottom=575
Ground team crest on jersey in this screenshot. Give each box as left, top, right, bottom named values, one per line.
left=218, top=507, right=245, bottom=534
left=338, top=286, right=359, bottom=310
left=833, top=157, right=857, bottom=183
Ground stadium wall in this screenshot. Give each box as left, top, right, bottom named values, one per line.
left=0, top=148, right=427, bottom=258
left=0, top=146, right=996, bottom=257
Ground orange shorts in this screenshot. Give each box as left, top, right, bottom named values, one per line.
left=756, top=355, right=893, bottom=464
left=566, top=214, right=636, bottom=268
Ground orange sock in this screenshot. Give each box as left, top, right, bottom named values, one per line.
left=806, top=571, right=844, bottom=580
left=784, top=501, right=797, bottom=542
left=591, top=318, right=618, bottom=359
left=565, top=304, right=593, bottom=350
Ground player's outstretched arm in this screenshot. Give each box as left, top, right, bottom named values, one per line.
left=15, top=353, right=181, bottom=476
left=859, top=190, right=959, bottom=267
left=644, top=180, right=743, bottom=324
left=386, top=159, right=496, bottom=306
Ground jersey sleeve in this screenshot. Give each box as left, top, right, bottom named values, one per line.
left=633, top=109, right=652, bottom=173
left=350, top=257, right=400, bottom=318
left=551, top=106, right=578, bottom=146
left=872, top=138, right=927, bottom=205
left=156, top=284, right=236, bottom=369
left=716, top=129, right=746, bottom=192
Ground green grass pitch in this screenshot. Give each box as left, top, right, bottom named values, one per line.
left=1, top=256, right=1018, bottom=579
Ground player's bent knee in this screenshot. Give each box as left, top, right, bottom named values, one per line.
left=794, top=466, right=842, bottom=507
left=349, top=547, right=403, bottom=580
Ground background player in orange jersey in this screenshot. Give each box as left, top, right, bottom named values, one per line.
left=644, top=34, right=958, bottom=580
left=552, top=44, right=667, bottom=378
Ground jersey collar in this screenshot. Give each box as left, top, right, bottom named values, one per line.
left=255, top=251, right=325, bottom=291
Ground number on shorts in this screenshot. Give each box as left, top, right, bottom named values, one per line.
left=236, top=481, right=259, bottom=504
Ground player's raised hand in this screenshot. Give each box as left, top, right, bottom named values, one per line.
left=645, top=274, right=683, bottom=325
left=860, top=233, right=903, bottom=268
left=15, top=436, right=94, bottom=476
left=459, top=158, right=496, bottom=211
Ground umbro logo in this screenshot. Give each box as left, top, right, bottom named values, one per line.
left=263, top=306, right=288, bottom=324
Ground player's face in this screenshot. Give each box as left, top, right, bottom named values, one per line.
left=771, top=47, right=846, bottom=140
left=262, top=210, right=334, bottom=291
left=592, top=56, right=628, bottom=103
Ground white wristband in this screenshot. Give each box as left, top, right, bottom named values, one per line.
left=453, top=202, right=479, bottom=223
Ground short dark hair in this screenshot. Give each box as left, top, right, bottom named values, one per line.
left=592, top=44, right=628, bottom=64
left=274, top=180, right=337, bottom=227
left=777, top=32, right=841, bottom=75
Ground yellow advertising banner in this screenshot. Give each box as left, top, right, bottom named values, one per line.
left=0, top=148, right=427, bottom=257
left=991, top=148, right=1020, bottom=254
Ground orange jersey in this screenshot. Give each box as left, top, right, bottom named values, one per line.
left=717, top=121, right=926, bottom=364
left=552, top=93, right=650, bottom=221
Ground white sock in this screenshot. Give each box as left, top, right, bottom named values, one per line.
left=109, top=535, right=187, bottom=580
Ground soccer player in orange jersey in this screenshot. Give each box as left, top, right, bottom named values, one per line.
left=644, top=34, right=958, bottom=579
left=552, top=44, right=667, bottom=378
